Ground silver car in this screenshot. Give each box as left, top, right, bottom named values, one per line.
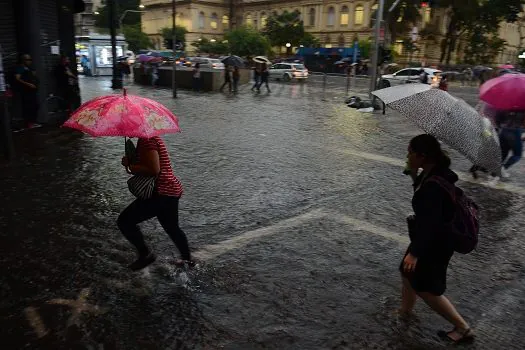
left=191, top=57, right=225, bottom=69
left=269, top=63, right=309, bottom=81
left=381, top=67, right=442, bottom=87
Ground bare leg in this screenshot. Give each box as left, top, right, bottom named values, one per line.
left=400, top=277, right=417, bottom=314
left=418, top=292, right=472, bottom=340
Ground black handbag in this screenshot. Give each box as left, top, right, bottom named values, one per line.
left=127, top=175, right=156, bottom=199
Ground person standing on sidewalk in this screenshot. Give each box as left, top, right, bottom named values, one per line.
left=14, top=54, right=40, bottom=128
left=232, top=66, right=240, bottom=93
left=192, top=63, right=201, bottom=92
left=400, top=134, right=474, bottom=344
left=55, top=55, right=79, bottom=113
left=118, top=136, right=193, bottom=271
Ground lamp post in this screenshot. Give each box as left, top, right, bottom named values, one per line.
left=172, top=0, right=177, bottom=98
left=286, top=42, right=291, bottom=56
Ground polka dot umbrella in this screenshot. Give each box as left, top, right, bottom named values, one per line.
left=373, top=84, right=501, bottom=174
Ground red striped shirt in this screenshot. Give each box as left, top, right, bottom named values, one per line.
left=137, top=137, right=183, bottom=198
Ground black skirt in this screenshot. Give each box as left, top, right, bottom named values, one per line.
left=399, top=244, right=454, bottom=296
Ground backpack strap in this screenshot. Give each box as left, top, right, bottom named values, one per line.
left=426, top=175, right=457, bottom=202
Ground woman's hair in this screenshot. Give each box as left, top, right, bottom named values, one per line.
left=409, top=134, right=451, bottom=169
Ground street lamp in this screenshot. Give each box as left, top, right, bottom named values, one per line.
left=285, top=43, right=291, bottom=48
left=139, top=4, right=145, bottom=9
left=119, top=10, right=146, bottom=30
left=94, top=11, right=100, bottom=15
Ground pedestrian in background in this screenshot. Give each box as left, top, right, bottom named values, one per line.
left=400, top=134, right=474, bottom=344
left=232, top=66, right=240, bottom=93
left=14, top=54, right=40, bottom=128
left=220, top=65, right=232, bottom=93
left=438, top=74, right=448, bottom=92
left=118, top=136, right=193, bottom=271
left=192, top=62, right=201, bottom=92
left=499, top=116, right=523, bottom=178
left=55, top=55, right=78, bottom=113
left=251, top=64, right=261, bottom=91
left=257, top=63, right=271, bottom=93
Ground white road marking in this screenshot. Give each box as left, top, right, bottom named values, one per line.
left=24, top=307, right=49, bottom=338
left=328, top=211, right=409, bottom=244
left=193, top=208, right=326, bottom=260
left=48, top=288, right=107, bottom=327
left=329, top=147, right=525, bottom=195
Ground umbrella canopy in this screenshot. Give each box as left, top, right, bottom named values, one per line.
left=498, top=64, right=515, bottom=69
left=63, top=89, right=181, bottom=138
left=480, top=73, right=525, bottom=111
left=372, top=84, right=501, bottom=173
left=253, top=56, right=271, bottom=64
left=222, top=55, right=244, bottom=67
left=138, top=54, right=155, bottom=63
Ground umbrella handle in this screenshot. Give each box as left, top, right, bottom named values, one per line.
left=123, top=88, right=127, bottom=97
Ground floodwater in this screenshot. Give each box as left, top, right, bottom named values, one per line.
left=0, top=77, right=524, bottom=349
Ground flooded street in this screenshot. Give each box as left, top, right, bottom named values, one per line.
left=1, top=77, right=525, bottom=349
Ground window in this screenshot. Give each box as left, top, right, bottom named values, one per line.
left=371, top=3, right=379, bottom=21
left=222, top=15, right=229, bottom=26
left=198, top=12, right=205, bottom=29
left=325, top=43, right=333, bottom=48
left=327, top=7, right=335, bottom=26
left=246, top=14, right=253, bottom=26
left=424, top=8, right=431, bottom=24
left=261, top=12, right=267, bottom=27
left=355, top=5, right=364, bottom=25
left=340, top=6, right=349, bottom=26
left=309, top=8, right=315, bottom=26
left=210, top=13, right=218, bottom=29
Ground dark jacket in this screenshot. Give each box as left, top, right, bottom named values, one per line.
left=409, top=167, right=457, bottom=258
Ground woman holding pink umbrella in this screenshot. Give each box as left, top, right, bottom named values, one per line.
left=63, top=89, right=193, bottom=270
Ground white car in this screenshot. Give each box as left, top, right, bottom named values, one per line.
left=381, top=67, right=442, bottom=87
left=191, top=57, right=225, bottom=69
left=269, top=63, right=309, bottom=81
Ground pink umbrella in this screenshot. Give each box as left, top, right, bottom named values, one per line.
left=498, top=64, right=515, bottom=69
left=479, top=74, right=525, bottom=111
left=63, top=89, right=181, bottom=138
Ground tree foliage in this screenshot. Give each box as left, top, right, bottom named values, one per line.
left=225, top=26, right=271, bottom=57
left=464, top=29, right=506, bottom=64
left=435, top=0, right=525, bottom=64
left=375, top=0, right=421, bottom=44
left=160, top=26, right=188, bottom=44
left=263, top=10, right=305, bottom=48
left=192, top=38, right=229, bottom=55
left=94, top=0, right=142, bottom=29
left=122, top=24, right=152, bottom=52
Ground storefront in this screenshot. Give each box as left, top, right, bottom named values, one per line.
left=75, top=34, right=126, bottom=76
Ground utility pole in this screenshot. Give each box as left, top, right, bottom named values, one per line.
left=172, top=0, right=177, bottom=98
left=369, top=0, right=385, bottom=95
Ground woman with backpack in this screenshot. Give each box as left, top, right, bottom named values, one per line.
left=400, top=134, right=474, bottom=344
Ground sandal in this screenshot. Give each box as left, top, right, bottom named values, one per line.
left=438, top=327, right=474, bottom=344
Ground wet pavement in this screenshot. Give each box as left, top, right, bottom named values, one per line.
left=1, top=77, right=525, bottom=349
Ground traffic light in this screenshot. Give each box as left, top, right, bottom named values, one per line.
left=421, top=0, right=437, bottom=8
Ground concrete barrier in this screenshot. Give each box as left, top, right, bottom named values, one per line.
left=133, top=66, right=252, bottom=92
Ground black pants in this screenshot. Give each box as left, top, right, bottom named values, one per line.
left=220, top=80, right=232, bottom=92
left=117, top=195, right=191, bottom=260
left=21, top=91, right=38, bottom=124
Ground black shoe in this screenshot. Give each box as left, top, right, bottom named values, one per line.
left=128, top=253, right=156, bottom=271
left=174, top=259, right=196, bottom=269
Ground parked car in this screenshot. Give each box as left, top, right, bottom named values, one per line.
left=381, top=67, right=442, bottom=87
left=191, top=57, right=225, bottom=69
left=269, top=63, right=309, bottom=81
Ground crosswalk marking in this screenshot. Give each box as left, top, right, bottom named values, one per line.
left=328, top=147, right=525, bottom=196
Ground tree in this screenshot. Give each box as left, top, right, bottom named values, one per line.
left=192, top=38, right=229, bottom=55
left=376, top=0, right=421, bottom=44
left=160, top=26, right=188, bottom=47
left=264, top=10, right=305, bottom=53
left=225, top=26, right=271, bottom=57
left=464, top=29, right=506, bottom=64
left=94, top=0, right=142, bottom=29
left=300, top=32, right=320, bottom=48
left=122, top=24, right=152, bottom=52
left=358, top=39, right=372, bottom=59
left=434, top=0, right=525, bottom=64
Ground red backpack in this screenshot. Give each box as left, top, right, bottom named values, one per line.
left=427, top=176, right=480, bottom=254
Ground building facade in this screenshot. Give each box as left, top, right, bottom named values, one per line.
left=74, top=0, right=102, bottom=36
left=140, top=0, right=522, bottom=65
left=0, top=0, right=84, bottom=123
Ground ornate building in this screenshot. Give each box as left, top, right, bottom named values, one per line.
left=140, top=0, right=521, bottom=65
